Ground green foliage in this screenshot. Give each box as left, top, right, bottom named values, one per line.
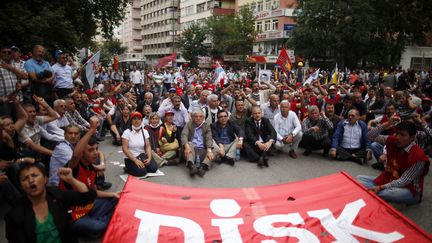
left=98, top=39, right=127, bottom=66
left=178, top=24, right=209, bottom=67
left=289, top=0, right=432, bottom=68
left=0, top=0, right=128, bottom=55
left=206, top=8, right=257, bottom=66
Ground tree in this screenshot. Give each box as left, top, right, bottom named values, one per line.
left=99, top=39, right=127, bottom=66
left=178, top=24, right=209, bottom=67
left=289, top=0, right=432, bottom=68
left=206, top=8, right=257, bottom=66
left=0, top=0, right=128, bottom=55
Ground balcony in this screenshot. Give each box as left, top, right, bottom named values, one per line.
left=212, top=8, right=235, bottom=16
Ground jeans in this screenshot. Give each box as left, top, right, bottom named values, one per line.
left=370, top=142, right=384, bottom=161
left=356, top=175, right=419, bottom=205
left=72, top=197, right=118, bottom=236
left=124, top=157, right=158, bottom=177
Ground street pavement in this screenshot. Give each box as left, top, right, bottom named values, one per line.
left=0, top=136, right=431, bottom=242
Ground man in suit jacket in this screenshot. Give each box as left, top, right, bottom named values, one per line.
left=181, top=85, right=196, bottom=110
left=244, top=106, right=277, bottom=167
left=181, top=109, right=214, bottom=177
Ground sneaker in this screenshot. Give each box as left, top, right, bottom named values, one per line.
left=371, top=162, right=385, bottom=171
left=187, top=161, right=197, bottom=176
left=197, top=167, right=206, bottom=177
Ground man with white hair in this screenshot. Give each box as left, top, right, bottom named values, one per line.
left=273, top=100, right=303, bottom=159
left=203, top=94, right=222, bottom=124
left=43, top=99, right=70, bottom=141
left=189, top=89, right=210, bottom=113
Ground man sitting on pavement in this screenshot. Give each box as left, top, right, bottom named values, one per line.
left=329, top=109, right=371, bottom=164
left=301, top=105, right=333, bottom=156
left=211, top=110, right=244, bottom=166
left=273, top=100, right=303, bottom=159
left=244, top=106, right=276, bottom=167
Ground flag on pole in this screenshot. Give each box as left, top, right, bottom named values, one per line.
left=214, top=61, right=226, bottom=86
left=156, top=53, right=177, bottom=69
left=331, top=63, right=339, bottom=84
left=84, top=51, right=100, bottom=88
left=303, top=68, right=320, bottom=85
left=276, top=48, right=293, bottom=76
left=113, top=54, right=120, bottom=72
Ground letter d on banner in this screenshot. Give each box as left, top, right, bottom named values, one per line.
left=134, top=210, right=205, bottom=243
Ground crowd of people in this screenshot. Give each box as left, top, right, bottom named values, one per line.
left=0, top=44, right=431, bottom=241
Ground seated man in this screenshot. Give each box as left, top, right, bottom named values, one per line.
left=357, top=120, right=430, bottom=205
left=60, top=116, right=119, bottom=236
left=244, top=106, right=276, bottom=167
left=329, top=109, right=371, bottom=164
left=64, top=97, right=90, bottom=132
left=211, top=110, right=244, bottom=165
left=301, top=105, right=333, bottom=156
left=181, top=110, right=214, bottom=177
left=273, top=100, right=303, bottom=158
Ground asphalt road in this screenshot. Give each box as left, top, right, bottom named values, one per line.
left=1, top=136, right=430, bottom=242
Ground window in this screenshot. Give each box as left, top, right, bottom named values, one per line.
left=272, top=19, right=278, bottom=30
left=250, top=3, right=256, bottom=13
left=197, top=3, right=206, bottom=13
left=207, top=1, right=213, bottom=10
left=265, top=0, right=271, bottom=10
left=264, top=20, right=270, bottom=31
left=272, top=0, right=279, bottom=9
left=257, top=1, right=263, bottom=12
left=256, top=22, right=262, bottom=32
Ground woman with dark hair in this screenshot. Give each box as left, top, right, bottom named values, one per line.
left=5, top=163, right=97, bottom=243
left=121, top=111, right=158, bottom=176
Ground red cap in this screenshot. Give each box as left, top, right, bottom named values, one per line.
left=422, top=97, right=432, bottom=102
left=86, top=89, right=96, bottom=95
left=130, top=112, right=143, bottom=119
left=165, top=110, right=174, bottom=116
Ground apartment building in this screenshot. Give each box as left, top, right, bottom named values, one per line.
left=141, top=0, right=181, bottom=65
left=119, top=0, right=143, bottom=60
left=180, top=0, right=235, bottom=30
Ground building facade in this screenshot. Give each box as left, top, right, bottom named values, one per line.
left=237, top=0, right=297, bottom=65
left=119, top=0, right=144, bottom=60
left=141, top=0, right=181, bottom=65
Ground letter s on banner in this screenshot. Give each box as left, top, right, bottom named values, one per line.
left=134, top=210, right=205, bottom=243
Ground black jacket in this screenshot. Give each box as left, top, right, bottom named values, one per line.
left=245, top=117, right=276, bottom=145
left=5, top=186, right=97, bottom=243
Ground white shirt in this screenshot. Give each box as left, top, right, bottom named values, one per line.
left=273, top=111, right=302, bottom=141
left=122, top=128, right=149, bottom=157
left=341, top=121, right=362, bottom=149
left=130, top=70, right=143, bottom=84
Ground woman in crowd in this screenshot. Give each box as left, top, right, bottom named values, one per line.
left=121, top=111, right=158, bottom=176
left=5, top=163, right=97, bottom=243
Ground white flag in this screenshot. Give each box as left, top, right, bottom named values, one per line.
left=303, top=68, right=320, bottom=85
left=85, top=51, right=100, bottom=88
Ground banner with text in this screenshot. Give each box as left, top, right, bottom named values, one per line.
left=103, top=172, right=431, bottom=242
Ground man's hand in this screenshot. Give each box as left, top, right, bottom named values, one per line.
left=257, top=142, right=266, bottom=151
left=263, top=141, right=273, bottom=151
left=134, top=159, right=145, bottom=168
left=112, top=191, right=122, bottom=198
left=206, top=151, right=214, bottom=161
left=89, top=116, right=100, bottom=131
left=218, top=145, right=225, bottom=157
left=32, top=95, right=48, bottom=108
left=0, top=160, right=12, bottom=170
left=284, top=134, right=294, bottom=144
left=369, top=186, right=382, bottom=194
left=143, top=158, right=151, bottom=166
left=57, top=167, right=74, bottom=183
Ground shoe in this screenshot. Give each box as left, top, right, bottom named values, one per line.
left=197, top=164, right=208, bottom=177
left=289, top=150, right=298, bottom=159
left=166, top=158, right=179, bottom=165
left=257, top=158, right=264, bottom=168
left=225, top=157, right=235, bottom=166
left=187, top=161, right=197, bottom=176
left=97, top=182, right=112, bottom=191
left=263, top=157, right=269, bottom=167
left=303, top=150, right=312, bottom=156
left=371, top=162, right=385, bottom=171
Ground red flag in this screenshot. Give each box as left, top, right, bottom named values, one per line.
left=103, top=172, right=432, bottom=242
left=113, top=55, right=120, bottom=71
left=156, top=53, right=177, bottom=69
left=276, top=48, right=293, bottom=76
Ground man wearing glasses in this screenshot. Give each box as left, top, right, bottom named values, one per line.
left=0, top=46, right=28, bottom=116
left=329, top=109, right=371, bottom=165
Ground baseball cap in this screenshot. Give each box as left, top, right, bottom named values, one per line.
left=329, top=85, right=336, bottom=90
left=55, top=49, right=64, bottom=59
left=169, top=87, right=176, bottom=93
left=11, top=46, right=20, bottom=52
left=165, top=110, right=174, bottom=116
left=86, top=89, right=96, bottom=95
left=422, top=97, right=432, bottom=102
left=130, top=112, right=143, bottom=119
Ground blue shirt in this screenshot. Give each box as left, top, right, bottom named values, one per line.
left=52, top=63, right=74, bottom=89
left=192, top=127, right=205, bottom=149
left=24, top=58, right=53, bottom=75
left=220, top=127, right=230, bottom=144
left=48, top=141, right=73, bottom=186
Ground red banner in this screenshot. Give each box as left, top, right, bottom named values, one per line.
left=103, top=172, right=431, bottom=242
left=156, top=53, right=177, bottom=69
left=276, top=47, right=293, bottom=76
